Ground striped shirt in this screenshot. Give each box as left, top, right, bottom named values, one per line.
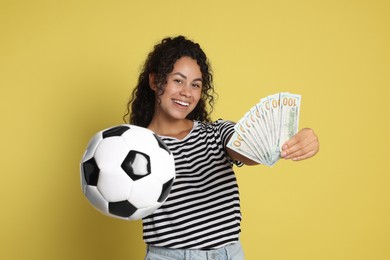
left=142, top=119, right=243, bottom=250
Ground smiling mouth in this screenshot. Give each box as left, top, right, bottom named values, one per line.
left=173, top=99, right=189, bottom=107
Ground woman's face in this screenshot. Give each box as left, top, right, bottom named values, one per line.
left=153, top=56, right=202, bottom=121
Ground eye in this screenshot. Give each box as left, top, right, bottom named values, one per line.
left=174, top=79, right=183, bottom=84
left=192, top=82, right=202, bottom=88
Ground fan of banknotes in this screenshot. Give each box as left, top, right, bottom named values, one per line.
left=227, top=92, right=301, bottom=166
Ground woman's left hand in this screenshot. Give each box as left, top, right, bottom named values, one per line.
left=281, top=128, right=319, bottom=161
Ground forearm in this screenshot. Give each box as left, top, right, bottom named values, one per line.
left=226, top=147, right=259, bottom=166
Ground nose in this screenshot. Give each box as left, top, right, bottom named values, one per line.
left=179, top=84, right=192, bottom=98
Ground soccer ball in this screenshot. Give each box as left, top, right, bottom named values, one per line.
left=80, top=124, right=175, bottom=220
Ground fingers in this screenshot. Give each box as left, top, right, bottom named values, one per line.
left=281, top=140, right=318, bottom=161
left=281, top=128, right=319, bottom=161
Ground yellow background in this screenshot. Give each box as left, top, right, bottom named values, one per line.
left=1, top=0, right=389, bottom=259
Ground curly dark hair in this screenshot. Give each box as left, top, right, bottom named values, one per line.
left=123, top=35, right=216, bottom=127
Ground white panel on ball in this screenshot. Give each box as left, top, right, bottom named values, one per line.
left=97, top=167, right=134, bottom=202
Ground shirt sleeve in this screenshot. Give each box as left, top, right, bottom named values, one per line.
left=213, top=119, right=244, bottom=167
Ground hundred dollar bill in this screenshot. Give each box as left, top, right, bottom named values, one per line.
left=259, top=97, right=273, bottom=146
left=277, top=92, right=301, bottom=151
left=249, top=106, right=272, bottom=157
left=265, top=92, right=285, bottom=163
left=250, top=102, right=275, bottom=165
left=227, top=131, right=263, bottom=164
left=235, top=117, right=268, bottom=163
left=267, top=93, right=282, bottom=149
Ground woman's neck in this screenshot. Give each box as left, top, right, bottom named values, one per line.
left=147, top=117, right=194, bottom=140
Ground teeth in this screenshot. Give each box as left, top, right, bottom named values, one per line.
left=173, top=100, right=189, bottom=107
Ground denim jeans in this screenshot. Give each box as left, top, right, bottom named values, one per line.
left=145, top=241, right=245, bottom=260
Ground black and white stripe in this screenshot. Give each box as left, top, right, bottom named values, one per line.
left=142, top=120, right=243, bottom=250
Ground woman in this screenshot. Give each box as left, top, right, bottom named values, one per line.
left=124, top=35, right=319, bottom=260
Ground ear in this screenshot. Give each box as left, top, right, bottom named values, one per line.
left=149, top=73, right=157, bottom=91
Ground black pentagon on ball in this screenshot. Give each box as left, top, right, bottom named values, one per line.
left=158, top=177, right=175, bottom=203
left=121, top=150, right=151, bottom=181
left=109, top=200, right=137, bottom=218
left=153, top=134, right=171, bottom=155
left=102, top=125, right=130, bottom=138
left=82, top=157, right=99, bottom=186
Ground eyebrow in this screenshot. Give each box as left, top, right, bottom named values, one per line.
left=172, top=72, right=203, bottom=82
